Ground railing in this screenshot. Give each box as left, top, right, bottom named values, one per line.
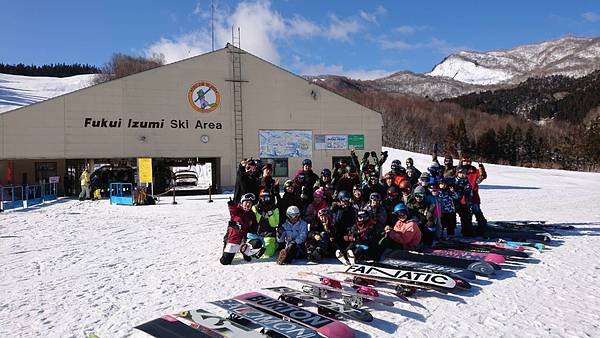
left=0, top=182, right=58, bottom=211
left=109, top=183, right=134, bottom=206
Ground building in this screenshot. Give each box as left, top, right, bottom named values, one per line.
left=0, top=44, right=383, bottom=195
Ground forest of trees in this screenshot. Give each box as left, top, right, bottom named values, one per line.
left=0, top=63, right=99, bottom=77
left=92, top=53, right=164, bottom=84
left=318, top=83, right=600, bottom=172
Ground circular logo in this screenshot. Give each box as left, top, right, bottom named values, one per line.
left=188, top=81, right=220, bottom=113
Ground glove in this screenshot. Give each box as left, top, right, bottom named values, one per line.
left=227, top=197, right=235, bottom=206
left=314, top=234, right=321, bottom=241
left=371, top=151, right=377, bottom=158
left=363, top=152, right=369, bottom=160
left=276, top=227, right=284, bottom=235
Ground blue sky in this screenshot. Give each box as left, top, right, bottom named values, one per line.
left=1, top=1, right=599, bottom=79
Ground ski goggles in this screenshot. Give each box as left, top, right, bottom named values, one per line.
left=241, top=193, right=255, bottom=202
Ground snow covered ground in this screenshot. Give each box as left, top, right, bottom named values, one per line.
left=1, top=147, right=600, bottom=338
left=0, top=73, right=94, bottom=113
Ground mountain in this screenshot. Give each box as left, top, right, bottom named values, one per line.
left=310, top=36, right=600, bottom=100
left=428, top=36, right=600, bottom=85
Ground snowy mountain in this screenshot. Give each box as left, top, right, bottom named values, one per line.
left=0, top=73, right=95, bottom=113
left=428, top=36, right=600, bottom=85
left=1, top=147, right=599, bottom=338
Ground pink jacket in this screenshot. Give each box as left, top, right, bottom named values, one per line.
left=388, top=218, right=422, bottom=250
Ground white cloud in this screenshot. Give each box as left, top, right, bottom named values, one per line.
left=287, top=15, right=322, bottom=38
left=394, top=25, right=430, bottom=34
left=324, top=14, right=362, bottom=41
left=359, top=5, right=387, bottom=24
left=293, top=57, right=390, bottom=80
left=145, top=32, right=211, bottom=64
left=582, top=11, right=600, bottom=22
left=379, top=37, right=467, bottom=55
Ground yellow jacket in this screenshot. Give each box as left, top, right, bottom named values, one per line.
left=80, top=170, right=90, bottom=186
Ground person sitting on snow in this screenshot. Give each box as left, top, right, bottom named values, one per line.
left=276, top=206, right=308, bottom=265
left=220, top=193, right=261, bottom=265
left=305, top=207, right=335, bottom=263
left=380, top=203, right=422, bottom=251
left=339, top=210, right=380, bottom=265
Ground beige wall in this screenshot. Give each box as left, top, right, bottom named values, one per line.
left=0, top=45, right=382, bottom=188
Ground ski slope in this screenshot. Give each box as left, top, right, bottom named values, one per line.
left=1, top=147, right=600, bottom=338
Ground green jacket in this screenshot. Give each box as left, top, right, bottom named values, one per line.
left=252, top=205, right=279, bottom=237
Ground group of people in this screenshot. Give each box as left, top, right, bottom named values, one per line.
left=220, top=149, right=487, bottom=266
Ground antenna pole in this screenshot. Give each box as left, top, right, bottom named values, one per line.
left=211, top=0, right=215, bottom=51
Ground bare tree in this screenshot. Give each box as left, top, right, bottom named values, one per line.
left=92, top=53, right=164, bottom=84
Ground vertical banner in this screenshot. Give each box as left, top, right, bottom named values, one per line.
left=138, top=158, right=153, bottom=184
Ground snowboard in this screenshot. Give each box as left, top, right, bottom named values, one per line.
left=210, top=298, right=321, bottom=338
left=378, top=257, right=477, bottom=280
left=435, top=240, right=530, bottom=258
left=233, top=292, right=355, bottom=338
left=383, top=250, right=500, bottom=272
left=492, top=220, right=574, bottom=230
left=135, top=308, right=265, bottom=338
left=484, top=229, right=552, bottom=242
left=264, top=286, right=374, bottom=322
left=428, top=248, right=506, bottom=264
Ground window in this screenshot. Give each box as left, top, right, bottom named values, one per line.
left=262, top=158, right=289, bottom=177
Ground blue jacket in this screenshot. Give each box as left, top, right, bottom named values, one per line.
left=277, top=219, right=309, bottom=245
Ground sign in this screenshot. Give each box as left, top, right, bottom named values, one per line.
left=348, top=134, right=364, bottom=150
left=138, top=158, right=153, bottom=184
left=259, top=130, right=312, bottom=158
left=197, top=163, right=212, bottom=189
left=325, top=135, right=348, bottom=150
left=188, top=81, right=220, bottom=113
left=49, top=176, right=60, bottom=183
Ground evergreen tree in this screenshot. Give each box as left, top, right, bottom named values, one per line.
left=477, top=128, right=498, bottom=163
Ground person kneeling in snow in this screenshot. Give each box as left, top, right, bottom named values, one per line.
left=339, top=210, right=380, bottom=265
left=276, top=206, right=308, bottom=265
left=380, top=203, right=422, bottom=251
left=220, top=193, right=261, bottom=265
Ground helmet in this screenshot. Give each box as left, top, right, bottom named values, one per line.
left=321, top=168, right=331, bottom=177
left=399, top=180, right=412, bottom=193
left=439, top=178, right=448, bottom=185
left=419, top=172, right=431, bottom=180
left=428, top=162, right=441, bottom=176
left=286, top=205, right=300, bottom=218
left=313, top=188, right=324, bottom=199
left=369, top=192, right=382, bottom=201
left=461, top=155, right=472, bottom=164
left=303, top=159, right=312, bottom=166
left=241, top=193, right=255, bottom=203
left=337, top=190, right=351, bottom=202
left=352, top=184, right=362, bottom=192
left=406, top=158, right=414, bottom=167
left=414, top=186, right=426, bottom=197
left=393, top=203, right=408, bottom=215
left=387, top=186, right=399, bottom=197
left=284, top=180, right=294, bottom=188
left=369, top=171, right=378, bottom=178
left=391, top=159, right=401, bottom=167
left=357, top=210, right=370, bottom=222
left=318, top=208, right=330, bottom=217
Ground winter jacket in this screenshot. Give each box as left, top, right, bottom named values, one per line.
left=455, top=176, right=474, bottom=206
left=80, top=171, right=90, bottom=186
left=364, top=204, right=388, bottom=231
left=344, top=219, right=379, bottom=247
left=361, top=182, right=387, bottom=201
left=331, top=204, right=356, bottom=239
left=226, top=203, right=259, bottom=245
left=387, top=218, right=422, bottom=250
left=406, top=195, right=436, bottom=228
left=233, top=164, right=260, bottom=203
left=436, top=189, right=459, bottom=214
left=277, top=219, right=309, bottom=245
left=305, top=200, right=328, bottom=224
left=252, top=203, right=279, bottom=237
left=442, top=165, right=457, bottom=178
left=463, top=164, right=486, bottom=204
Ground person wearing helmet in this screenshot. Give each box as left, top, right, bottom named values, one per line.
left=427, top=161, right=442, bottom=179
left=305, top=188, right=328, bottom=224
left=305, top=207, right=335, bottom=263
left=406, top=186, right=437, bottom=246
left=458, top=156, right=488, bottom=236
left=418, top=171, right=432, bottom=188
left=351, top=184, right=367, bottom=213
left=330, top=190, right=356, bottom=258
left=380, top=203, right=422, bottom=251
left=322, top=183, right=335, bottom=206
left=276, top=205, right=309, bottom=265
left=382, top=185, right=401, bottom=225
left=251, top=190, right=280, bottom=258
left=221, top=193, right=260, bottom=265
left=278, top=180, right=303, bottom=225
left=362, top=171, right=386, bottom=201
left=435, top=178, right=460, bottom=238
left=364, top=192, right=388, bottom=232
left=381, top=171, right=398, bottom=193
left=339, top=209, right=379, bottom=265
left=405, top=157, right=422, bottom=179
left=314, top=168, right=332, bottom=190
left=233, top=158, right=260, bottom=204
left=398, top=180, right=412, bottom=204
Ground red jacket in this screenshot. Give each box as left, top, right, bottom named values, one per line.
left=388, top=218, right=421, bottom=250
left=463, top=165, right=486, bottom=204
left=226, top=203, right=259, bottom=245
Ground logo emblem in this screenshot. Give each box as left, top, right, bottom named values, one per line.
left=188, top=81, right=220, bottom=113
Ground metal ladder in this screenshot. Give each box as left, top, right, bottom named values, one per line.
left=228, top=27, right=247, bottom=165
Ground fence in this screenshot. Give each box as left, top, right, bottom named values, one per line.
left=109, top=183, right=134, bottom=206
left=1, top=182, right=58, bottom=211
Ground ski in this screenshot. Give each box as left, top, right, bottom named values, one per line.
left=233, top=292, right=355, bottom=338
left=378, top=257, right=477, bottom=280
left=210, top=298, right=321, bottom=338
left=286, top=278, right=395, bottom=307
left=297, top=271, right=410, bottom=302
left=135, top=309, right=265, bottom=338
left=264, top=286, right=374, bottom=322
